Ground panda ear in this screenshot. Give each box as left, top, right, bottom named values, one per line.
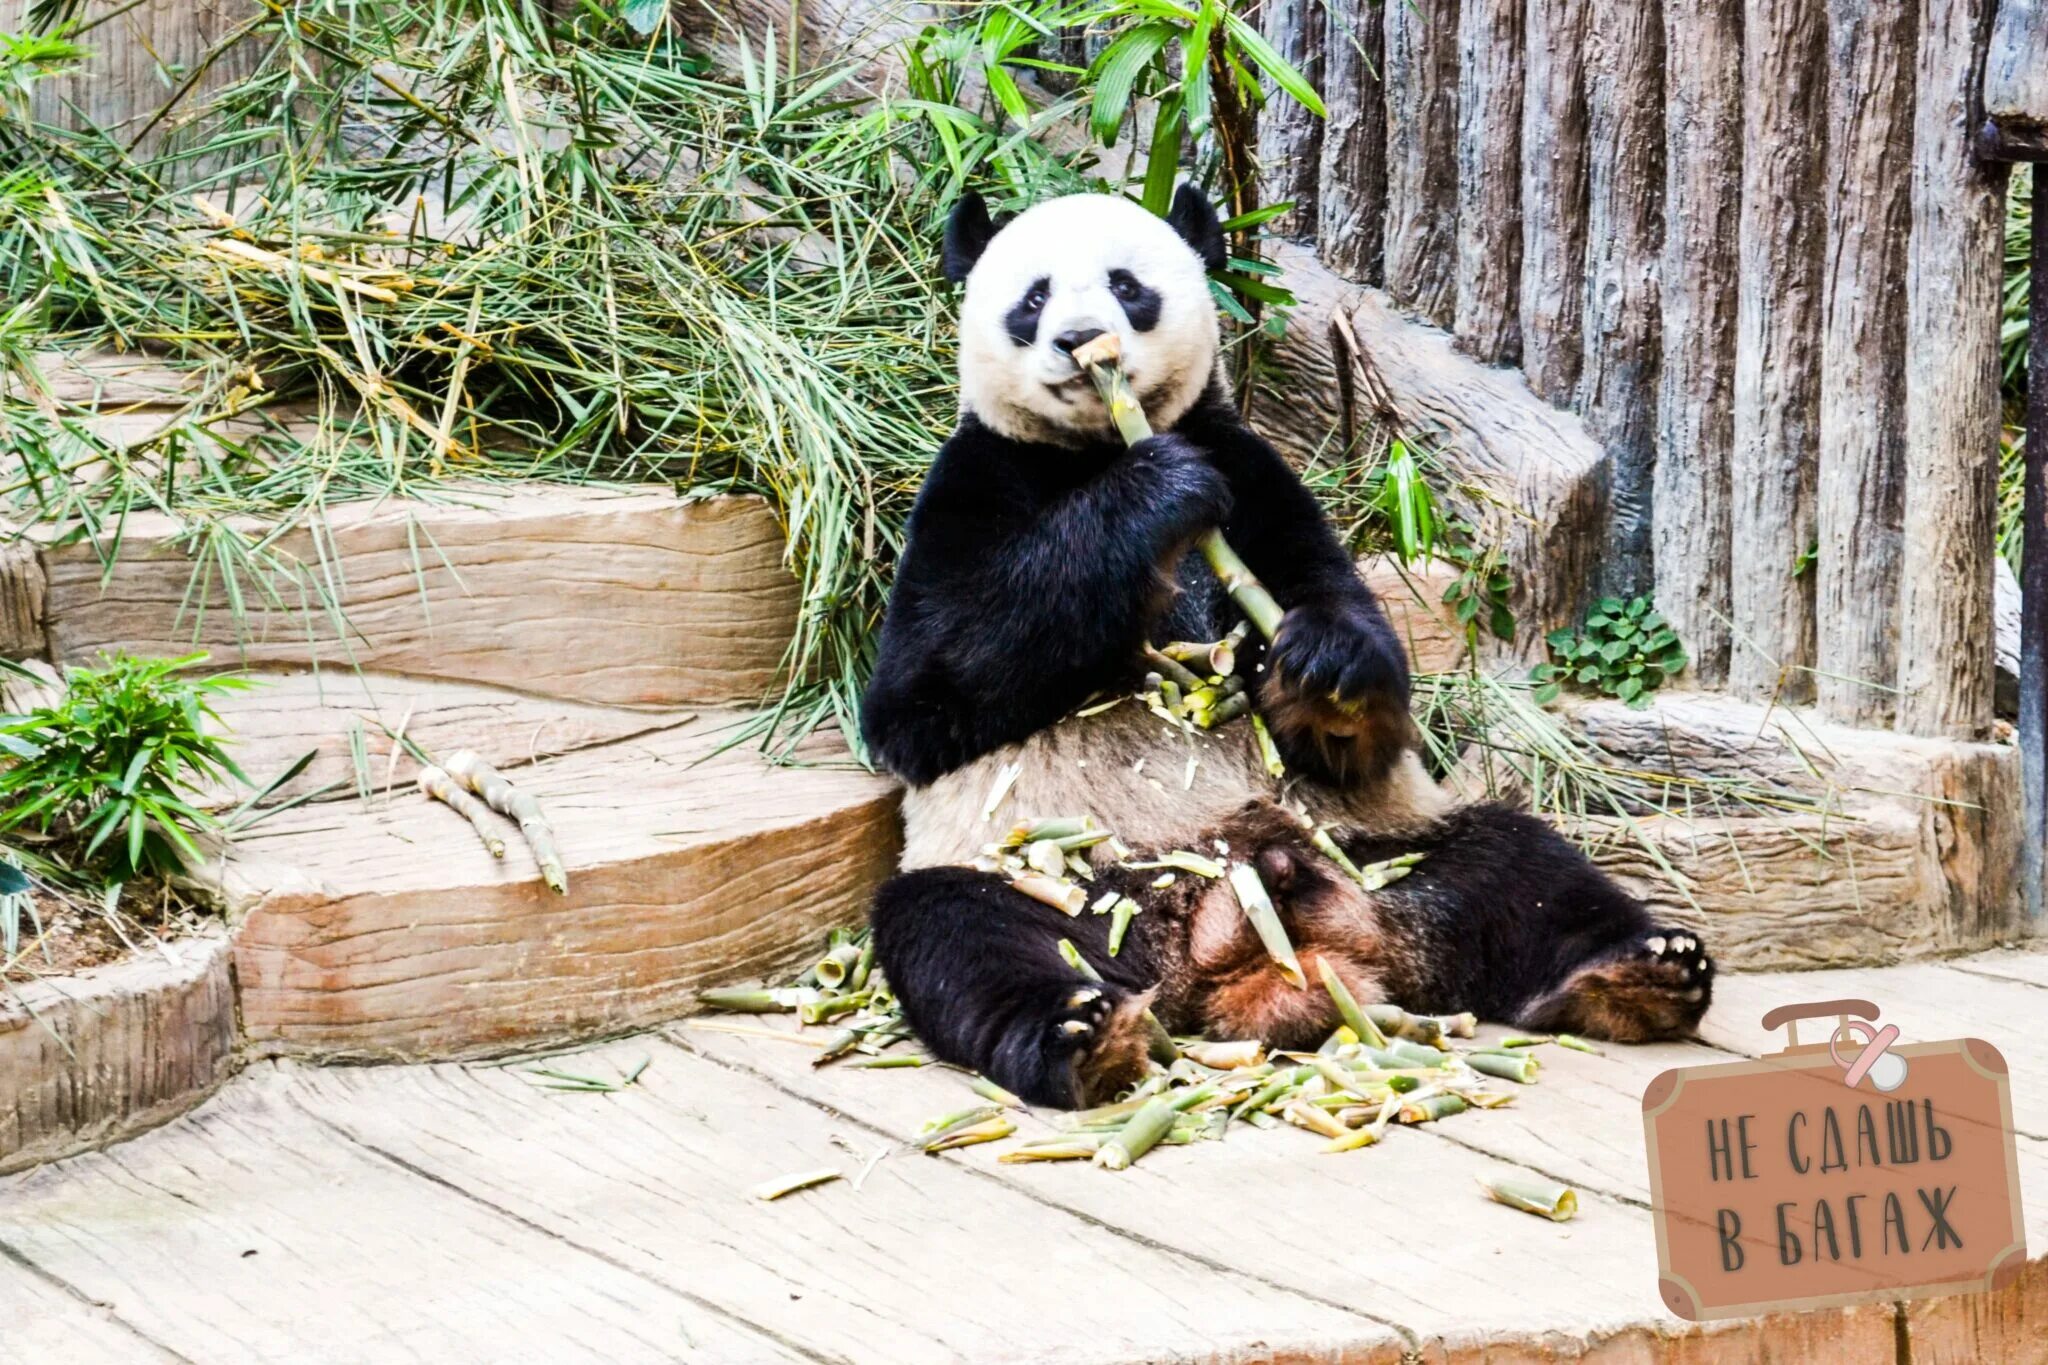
left=1166, top=183, right=1227, bottom=273
left=943, top=193, right=1000, bottom=285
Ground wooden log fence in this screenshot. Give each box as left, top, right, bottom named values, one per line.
left=1255, top=0, right=2025, bottom=751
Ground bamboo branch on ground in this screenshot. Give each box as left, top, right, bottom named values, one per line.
left=417, top=764, right=506, bottom=859
left=444, top=749, right=567, bottom=893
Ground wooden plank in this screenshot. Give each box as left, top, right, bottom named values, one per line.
left=1258, top=0, right=1327, bottom=240
left=1577, top=0, right=1664, bottom=601
left=1383, top=0, right=1460, bottom=325
left=221, top=723, right=899, bottom=1060
left=1703, top=962, right=2048, bottom=1134
left=202, top=668, right=700, bottom=811
left=1815, top=0, right=1916, bottom=726
left=0, top=537, right=43, bottom=661
left=283, top=1043, right=1399, bottom=1364
left=0, top=934, right=236, bottom=1176
left=1518, top=0, right=1589, bottom=404
left=1897, top=0, right=2009, bottom=738
left=1728, top=0, right=1826, bottom=702
left=0, top=1254, right=183, bottom=1364
left=1452, top=0, right=1523, bottom=363
left=675, top=1025, right=1678, bottom=1353
left=1981, top=0, right=2048, bottom=157
left=0, top=1079, right=813, bottom=1363
left=1317, top=0, right=1388, bottom=284
left=38, top=487, right=799, bottom=708
left=1654, top=0, right=1743, bottom=685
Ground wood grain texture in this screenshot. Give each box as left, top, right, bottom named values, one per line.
left=1249, top=244, right=1605, bottom=643
left=202, top=669, right=700, bottom=811
left=3, top=0, right=267, bottom=150
left=1383, top=0, right=1461, bottom=325
left=1257, top=0, right=1327, bottom=240
left=1729, top=0, right=1826, bottom=701
left=1361, top=553, right=1469, bottom=674
left=1577, top=0, right=1665, bottom=602
left=1316, top=0, right=1388, bottom=283
left=218, top=720, right=900, bottom=1060
left=0, top=537, right=43, bottom=660
left=1982, top=0, right=2048, bottom=154
left=1898, top=0, right=2009, bottom=738
left=1519, top=0, right=1589, bottom=404
left=39, top=487, right=799, bottom=707
left=1815, top=0, right=1916, bottom=726
left=0, top=933, right=236, bottom=1175
left=1565, top=690, right=2025, bottom=966
left=1452, top=0, right=1523, bottom=363
left=1654, top=0, right=1743, bottom=686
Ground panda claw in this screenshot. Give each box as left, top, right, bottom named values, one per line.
left=1060, top=1019, right=1090, bottom=1036
left=1068, top=987, right=1101, bottom=1010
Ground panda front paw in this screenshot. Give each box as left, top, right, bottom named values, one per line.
left=1050, top=984, right=1117, bottom=1054
left=1125, top=433, right=1232, bottom=541
left=1256, top=600, right=1415, bottom=788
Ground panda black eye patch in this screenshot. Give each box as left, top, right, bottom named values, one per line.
left=1107, top=269, right=1162, bottom=331
left=1005, top=278, right=1051, bottom=347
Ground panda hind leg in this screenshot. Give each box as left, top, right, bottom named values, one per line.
left=868, top=866, right=1157, bottom=1109
left=1515, top=929, right=1715, bottom=1043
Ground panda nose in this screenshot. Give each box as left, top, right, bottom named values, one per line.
left=1052, top=327, right=1106, bottom=357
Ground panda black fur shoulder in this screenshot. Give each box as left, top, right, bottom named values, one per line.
left=861, top=187, right=1714, bottom=1108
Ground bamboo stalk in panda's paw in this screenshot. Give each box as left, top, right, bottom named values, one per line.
left=1069, top=332, right=1285, bottom=641
left=444, top=749, right=568, bottom=894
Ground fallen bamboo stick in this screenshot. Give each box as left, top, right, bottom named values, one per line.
left=444, top=749, right=567, bottom=893
left=417, top=764, right=506, bottom=858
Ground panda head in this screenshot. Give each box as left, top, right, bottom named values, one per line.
left=945, top=185, right=1228, bottom=446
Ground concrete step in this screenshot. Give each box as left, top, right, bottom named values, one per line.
left=3, top=954, right=2041, bottom=1363
left=24, top=484, right=800, bottom=707
left=203, top=683, right=900, bottom=1061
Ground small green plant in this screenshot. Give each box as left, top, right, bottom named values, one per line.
left=0, top=653, right=250, bottom=881
left=1531, top=598, right=1687, bottom=709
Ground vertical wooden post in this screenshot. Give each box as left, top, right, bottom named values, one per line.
left=1520, top=0, right=1589, bottom=405
left=1258, top=0, right=1327, bottom=239
left=1729, top=0, right=1826, bottom=701
left=1318, top=1, right=1388, bottom=285
left=1814, top=3, right=1916, bottom=726
left=1384, top=0, right=1461, bottom=326
left=1453, top=0, right=1523, bottom=362
left=1897, top=0, right=2008, bottom=737
left=1654, top=0, right=1742, bottom=685
left=1577, top=0, right=1664, bottom=601
left=2023, top=193, right=2047, bottom=927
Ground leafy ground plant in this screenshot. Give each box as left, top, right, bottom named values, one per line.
left=1531, top=597, right=1688, bottom=709
left=0, top=653, right=249, bottom=881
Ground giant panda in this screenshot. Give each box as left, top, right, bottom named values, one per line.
left=859, top=187, right=1714, bottom=1108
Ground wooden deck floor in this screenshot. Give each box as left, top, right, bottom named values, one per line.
left=4, top=954, right=2046, bottom=1364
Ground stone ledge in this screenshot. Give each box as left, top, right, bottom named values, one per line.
left=0, top=930, right=238, bottom=1175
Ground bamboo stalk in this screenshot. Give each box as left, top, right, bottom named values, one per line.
left=1228, top=862, right=1304, bottom=988
left=417, top=764, right=506, bottom=858
left=699, top=986, right=819, bottom=1013
left=1317, top=958, right=1390, bottom=1048
left=814, top=941, right=863, bottom=988
left=1124, top=850, right=1225, bottom=878
left=1093, top=1095, right=1180, bottom=1170
left=924, top=1117, right=1017, bottom=1152
left=1464, top=1051, right=1540, bottom=1083
left=1011, top=873, right=1087, bottom=916
left=1107, top=896, right=1138, bottom=956
left=752, top=1168, right=841, bottom=1201
left=1364, top=1003, right=1443, bottom=1046
left=971, top=1076, right=1025, bottom=1109
left=1480, top=1174, right=1579, bottom=1221
left=1184, top=1039, right=1266, bottom=1070
left=444, top=749, right=566, bottom=894
left=1398, top=1093, right=1468, bottom=1123
left=1070, top=334, right=1285, bottom=640
left=1556, top=1033, right=1603, bottom=1054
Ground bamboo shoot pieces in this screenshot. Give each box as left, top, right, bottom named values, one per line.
left=417, top=764, right=507, bottom=859
left=1068, top=332, right=1285, bottom=640
left=443, top=749, right=567, bottom=893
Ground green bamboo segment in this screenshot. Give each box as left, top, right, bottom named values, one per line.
left=1316, top=959, right=1390, bottom=1049
left=1107, top=896, right=1139, bottom=955
left=1228, top=861, right=1304, bottom=987
left=971, top=1076, right=1025, bottom=1109
left=1556, top=1033, right=1604, bottom=1054
left=1464, top=1051, right=1541, bottom=1084
left=700, top=986, right=818, bottom=1013
left=1071, top=334, right=1286, bottom=640
left=1364, top=1004, right=1444, bottom=1046
left=1093, top=1095, right=1180, bottom=1170
left=1481, top=1174, right=1579, bottom=1222
left=1250, top=714, right=1286, bottom=777
left=752, top=1168, right=842, bottom=1201
left=1057, top=938, right=1104, bottom=982
left=1397, top=1093, right=1469, bottom=1124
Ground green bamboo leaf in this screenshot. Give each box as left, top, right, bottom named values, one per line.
left=1220, top=10, right=1326, bottom=117
left=1141, top=92, right=1186, bottom=216
left=1089, top=23, right=1175, bottom=145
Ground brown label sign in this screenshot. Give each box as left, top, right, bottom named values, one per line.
left=1643, top=1037, right=2026, bottom=1321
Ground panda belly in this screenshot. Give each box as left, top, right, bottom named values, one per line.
left=899, top=700, right=1451, bottom=871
